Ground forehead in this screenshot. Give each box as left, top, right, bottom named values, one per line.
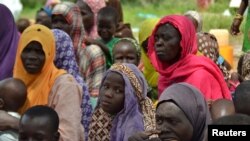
left=156, top=23, right=180, bottom=35
left=104, top=71, right=124, bottom=84
left=114, top=41, right=136, bottom=51
left=20, top=115, right=50, bottom=130
left=98, top=16, right=115, bottom=23
left=156, top=101, right=184, bottom=117
left=25, top=41, right=43, bottom=49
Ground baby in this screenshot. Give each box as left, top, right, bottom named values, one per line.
left=0, top=78, right=27, bottom=141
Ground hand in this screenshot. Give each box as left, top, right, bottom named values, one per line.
left=230, top=19, right=242, bottom=36
left=128, top=130, right=161, bottom=141
left=83, top=36, right=96, bottom=45
left=0, top=110, right=19, bottom=130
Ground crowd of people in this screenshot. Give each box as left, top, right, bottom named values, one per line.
left=1, top=0, right=250, bottom=141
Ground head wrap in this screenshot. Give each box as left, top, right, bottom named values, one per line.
left=13, top=24, right=66, bottom=114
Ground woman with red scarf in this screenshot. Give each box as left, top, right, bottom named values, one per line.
left=147, top=15, right=231, bottom=105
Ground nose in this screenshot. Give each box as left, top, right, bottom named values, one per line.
left=155, top=38, right=163, bottom=49
left=104, top=88, right=113, bottom=98
left=157, top=122, right=171, bottom=133
left=122, top=58, right=128, bottom=63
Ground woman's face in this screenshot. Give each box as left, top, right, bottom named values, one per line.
left=156, top=102, right=193, bottom=141
left=100, top=71, right=125, bottom=115
left=21, top=41, right=45, bottom=74
left=154, top=24, right=181, bottom=65
left=113, top=41, right=139, bottom=66
left=76, top=1, right=94, bottom=32
left=52, top=15, right=71, bottom=35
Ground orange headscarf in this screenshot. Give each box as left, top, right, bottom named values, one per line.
left=13, top=24, right=66, bottom=114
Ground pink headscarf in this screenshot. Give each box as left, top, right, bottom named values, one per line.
left=83, top=0, right=106, bottom=39
left=148, top=15, right=231, bottom=101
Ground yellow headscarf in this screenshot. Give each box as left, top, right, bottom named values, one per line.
left=138, top=18, right=159, bottom=88
left=14, top=24, right=66, bottom=114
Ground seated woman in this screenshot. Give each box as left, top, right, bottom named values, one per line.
left=88, top=63, right=156, bottom=141
left=129, top=83, right=210, bottom=141
left=147, top=15, right=231, bottom=104
left=52, top=29, right=92, bottom=138
left=0, top=24, right=84, bottom=141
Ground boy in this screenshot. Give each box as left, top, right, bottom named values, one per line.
left=0, top=78, right=27, bottom=141
left=18, top=105, right=60, bottom=141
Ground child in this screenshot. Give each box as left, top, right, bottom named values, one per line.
left=210, top=99, right=235, bottom=121
left=35, top=7, right=52, bottom=28
left=88, top=63, right=155, bottom=141
left=112, top=38, right=141, bottom=66
left=16, top=18, right=31, bottom=33
left=18, top=105, right=60, bottom=141
left=95, top=6, right=120, bottom=68
left=0, top=78, right=27, bottom=141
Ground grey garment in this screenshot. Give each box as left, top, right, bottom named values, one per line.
left=0, top=130, right=18, bottom=141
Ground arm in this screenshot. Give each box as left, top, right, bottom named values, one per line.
left=48, top=74, right=84, bottom=141
left=230, top=0, right=248, bottom=35
left=0, top=110, right=19, bottom=131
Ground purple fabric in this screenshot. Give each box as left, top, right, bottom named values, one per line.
left=52, top=29, right=92, bottom=139
left=100, top=63, right=148, bottom=141
left=158, top=83, right=211, bottom=141
left=0, top=4, right=19, bottom=80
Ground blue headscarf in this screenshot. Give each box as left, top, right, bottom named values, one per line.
left=52, top=29, right=92, bottom=138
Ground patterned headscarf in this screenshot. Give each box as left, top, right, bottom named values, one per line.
left=52, top=2, right=85, bottom=52
left=241, top=52, right=250, bottom=80
left=113, top=37, right=141, bottom=59
left=13, top=24, right=66, bottom=114
left=158, top=83, right=211, bottom=141
left=52, top=29, right=92, bottom=138
left=0, top=4, right=19, bottom=80
left=197, top=32, right=230, bottom=81
left=89, top=63, right=156, bottom=141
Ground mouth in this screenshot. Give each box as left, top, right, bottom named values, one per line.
left=26, top=64, right=39, bottom=69
left=101, top=99, right=111, bottom=107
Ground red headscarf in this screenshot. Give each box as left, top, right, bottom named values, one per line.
left=148, top=15, right=231, bottom=101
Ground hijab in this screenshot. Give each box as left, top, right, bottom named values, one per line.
left=148, top=15, right=231, bottom=100
left=138, top=18, right=159, bottom=88
left=13, top=24, right=66, bottom=114
left=52, top=29, right=92, bottom=138
left=89, top=63, right=155, bottom=141
left=52, top=2, right=85, bottom=52
left=158, top=83, right=211, bottom=141
left=0, top=4, right=19, bottom=80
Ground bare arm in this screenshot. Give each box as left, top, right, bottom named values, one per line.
left=0, top=110, right=19, bottom=131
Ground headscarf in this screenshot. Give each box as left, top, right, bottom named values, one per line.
left=88, top=63, right=156, bottom=141
left=0, top=4, right=19, bottom=80
left=158, top=83, right=210, bottom=141
left=138, top=18, right=159, bottom=88
left=13, top=24, right=66, bottom=114
left=184, top=10, right=202, bottom=32
left=241, top=51, right=250, bottom=80
left=148, top=15, right=231, bottom=100
left=82, top=0, right=106, bottom=39
left=52, top=29, right=92, bottom=138
left=113, top=37, right=141, bottom=59
left=52, top=2, right=85, bottom=52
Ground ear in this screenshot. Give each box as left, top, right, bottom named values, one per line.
left=53, top=132, right=60, bottom=141
left=0, top=98, right=5, bottom=109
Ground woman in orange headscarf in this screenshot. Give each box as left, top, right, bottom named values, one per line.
left=13, top=24, right=84, bottom=141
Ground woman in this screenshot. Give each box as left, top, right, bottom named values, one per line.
left=129, top=83, right=210, bottom=141
left=184, top=10, right=230, bottom=81
left=0, top=4, right=19, bottom=80
left=148, top=15, right=231, bottom=103
left=52, top=2, right=106, bottom=103
left=52, top=29, right=92, bottom=138
left=14, top=24, right=84, bottom=141
left=88, top=63, right=155, bottom=141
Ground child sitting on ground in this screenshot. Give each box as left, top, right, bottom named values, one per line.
left=0, top=78, right=27, bottom=141
left=18, top=105, right=60, bottom=141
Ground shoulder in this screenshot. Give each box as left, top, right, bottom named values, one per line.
left=54, top=74, right=78, bottom=85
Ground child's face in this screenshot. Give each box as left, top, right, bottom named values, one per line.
left=100, top=71, right=125, bottom=115
left=113, top=42, right=139, bottom=66
left=19, top=115, right=59, bottom=141
left=97, top=16, right=116, bottom=42
left=36, top=11, right=52, bottom=28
